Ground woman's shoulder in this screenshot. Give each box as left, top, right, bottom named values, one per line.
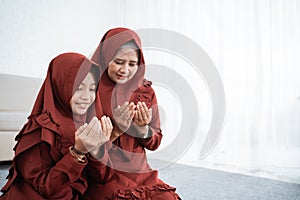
left=130, top=79, right=156, bottom=106
left=137, top=79, right=155, bottom=94
left=140, top=79, right=155, bottom=91
left=142, top=79, right=152, bottom=87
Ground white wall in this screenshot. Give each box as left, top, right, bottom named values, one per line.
left=0, top=0, right=125, bottom=78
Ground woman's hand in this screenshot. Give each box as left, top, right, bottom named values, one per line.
left=74, top=116, right=112, bottom=156
left=113, top=102, right=136, bottom=132
left=133, top=102, right=152, bottom=126
left=133, top=102, right=152, bottom=137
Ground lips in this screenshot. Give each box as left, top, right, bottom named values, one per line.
left=76, top=103, right=90, bottom=109
left=116, top=74, right=128, bottom=79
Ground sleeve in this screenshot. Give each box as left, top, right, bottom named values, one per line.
left=137, top=89, right=163, bottom=151
left=86, top=142, right=114, bottom=183
left=16, top=142, right=87, bottom=199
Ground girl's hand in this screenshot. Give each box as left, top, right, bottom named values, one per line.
left=89, top=116, right=113, bottom=157
left=74, top=116, right=112, bottom=155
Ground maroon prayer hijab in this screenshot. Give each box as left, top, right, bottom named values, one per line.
left=91, top=28, right=146, bottom=117
left=15, top=52, right=102, bottom=156
left=32, top=52, right=101, bottom=126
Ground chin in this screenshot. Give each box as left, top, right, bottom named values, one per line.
left=74, top=112, right=85, bottom=115
left=115, top=79, right=128, bottom=84
left=75, top=109, right=88, bottom=115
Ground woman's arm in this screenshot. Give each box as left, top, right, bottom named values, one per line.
left=136, top=90, right=163, bottom=151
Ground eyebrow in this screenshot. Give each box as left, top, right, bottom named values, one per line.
left=115, top=58, right=138, bottom=63
left=79, top=82, right=96, bottom=86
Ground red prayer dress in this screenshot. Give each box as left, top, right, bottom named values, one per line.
left=0, top=53, right=111, bottom=200
left=85, top=28, right=181, bottom=199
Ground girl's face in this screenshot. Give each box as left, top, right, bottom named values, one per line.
left=70, top=72, right=96, bottom=115
left=108, top=47, right=139, bottom=84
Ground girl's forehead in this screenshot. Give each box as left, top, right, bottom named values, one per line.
left=81, top=72, right=96, bottom=84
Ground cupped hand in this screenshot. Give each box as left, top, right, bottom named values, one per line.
left=113, top=102, right=136, bottom=132
left=133, top=102, right=152, bottom=126
left=133, top=102, right=152, bottom=136
left=74, top=116, right=112, bottom=155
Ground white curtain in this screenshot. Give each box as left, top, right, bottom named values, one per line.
left=121, top=0, right=300, bottom=182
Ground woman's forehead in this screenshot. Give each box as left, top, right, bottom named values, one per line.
left=113, top=47, right=139, bottom=60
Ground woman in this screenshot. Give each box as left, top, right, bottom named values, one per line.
left=85, top=28, right=181, bottom=199
left=0, top=52, right=113, bottom=200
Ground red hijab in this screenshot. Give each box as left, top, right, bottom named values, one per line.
left=91, top=27, right=146, bottom=117
left=15, top=52, right=102, bottom=157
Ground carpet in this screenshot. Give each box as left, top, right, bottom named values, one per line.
left=1, top=161, right=299, bottom=200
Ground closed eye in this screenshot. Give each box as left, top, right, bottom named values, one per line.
left=114, top=59, right=124, bottom=65
left=129, top=61, right=138, bottom=67
left=76, top=87, right=83, bottom=91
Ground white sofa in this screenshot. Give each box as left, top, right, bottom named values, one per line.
left=0, top=74, right=42, bottom=161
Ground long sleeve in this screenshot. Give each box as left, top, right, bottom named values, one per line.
left=16, top=142, right=87, bottom=200
left=137, top=89, right=163, bottom=150
left=86, top=142, right=114, bottom=183
left=138, top=127, right=162, bottom=151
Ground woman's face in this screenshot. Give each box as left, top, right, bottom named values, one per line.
left=70, top=72, right=96, bottom=115
left=108, top=47, right=139, bottom=84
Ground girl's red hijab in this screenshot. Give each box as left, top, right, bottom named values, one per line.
left=15, top=52, right=102, bottom=157
left=91, top=27, right=145, bottom=117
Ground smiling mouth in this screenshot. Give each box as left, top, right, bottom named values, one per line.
left=76, top=103, right=89, bottom=109
left=116, top=74, right=128, bottom=79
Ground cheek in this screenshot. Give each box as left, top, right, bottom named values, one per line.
left=108, top=64, right=117, bottom=78
left=70, top=97, right=76, bottom=111
left=70, top=94, right=77, bottom=105
left=129, top=67, right=138, bottom=77
left=108, top=63, right=119, bottom=73
left=91, top=93, right=96, bottom=102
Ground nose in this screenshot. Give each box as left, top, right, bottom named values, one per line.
left=119, top=63, right=129, bottom=74
left=80, top=89, right=90, bottom=100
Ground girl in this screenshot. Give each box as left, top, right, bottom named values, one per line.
left=0, top=52, right=113, bottom=200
